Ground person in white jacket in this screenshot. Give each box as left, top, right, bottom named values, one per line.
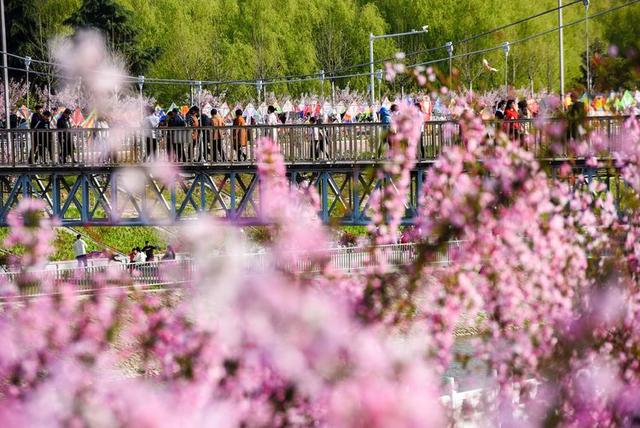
left=133, top=247, right=147, bottom=264
left=266, top=105, right=279, bottom=143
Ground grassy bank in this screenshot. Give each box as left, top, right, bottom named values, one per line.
left=0, top=226, right=170, bottom=261
left=0, top=224, right=373, bottom=262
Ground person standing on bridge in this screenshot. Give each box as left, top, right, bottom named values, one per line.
left=199, top=107, right=212, bottom=162
left=73, top=234, right=88, bottom=267
left=266, top=105, right=278, bottom=143
left=494, top=100, right=506, bottom=120
left=211, top=109, right=226, bottom=162
left=415, top=102, right=427, bottom=159
left=502, top=100, right=520, bottom=140
left=29, top=105, right=45, bottom=129
left=29, top=105, right=46, bottom=164
left=566, top=92, right=586, bottom=141
left=378, top=106, right=393, bottom=158
left=309, top=116, right=326, bottom=160
left=57, top=109, right=76, bottom=164
left=232, top=109, right=247, bottom=161
left=164, top=110, right=175, bottom=161
left=41, top=111, right=54, bottom=164
left=144, top=106, right=159, bottom=161
left=168, top=108, right=186, bottom=162
left=186, top=106, right=200, bottom=162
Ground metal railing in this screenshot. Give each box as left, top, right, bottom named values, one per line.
left=0, top=116, right=627, bottom=167
left=0, top=242, right=460, bottom=297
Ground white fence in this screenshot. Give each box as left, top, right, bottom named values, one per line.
left=0, top=242, right=461, bottom=298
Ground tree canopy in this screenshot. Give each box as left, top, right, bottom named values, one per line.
left=4, top=0, right=640, bottom=104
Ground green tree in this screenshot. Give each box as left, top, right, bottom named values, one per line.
left=65, top=0, right=160, bottom=75
left=6, top=0, right=78, bottom=88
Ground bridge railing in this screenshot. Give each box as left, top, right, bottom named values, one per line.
left=0, top=116, right=626, bottom=167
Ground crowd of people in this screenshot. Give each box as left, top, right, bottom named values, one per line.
left=491, top=91, right=588, bottom=140
left=141, top=103, right=350, bottom=163
left=4, top=88, right=637, bottom=165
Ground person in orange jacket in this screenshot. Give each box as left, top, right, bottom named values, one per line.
left=232, top=109, right=247, bottom=161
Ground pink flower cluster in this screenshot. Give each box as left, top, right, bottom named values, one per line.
left=4, top=81, right=640, bottom=426
left=3, top=198, right=57, bottom=270
left=255, top=137, right=329, bottom=269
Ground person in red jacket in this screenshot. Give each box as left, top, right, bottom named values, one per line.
left=502, top=99, right=520, bottom=139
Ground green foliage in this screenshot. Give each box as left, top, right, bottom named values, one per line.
left=64, top=0, right=160, bottom=75
left=244, top=226, right=272, bottom=244
left=0, top=226, right=167, bottom=262
left=8, top=0, right=640, bottom=103
left=6, top=0, right=79, bottom=88
left=339, top=225, right=369, bottom=237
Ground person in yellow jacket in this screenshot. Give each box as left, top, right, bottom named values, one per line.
left=211, top=109, right=226, bottom=161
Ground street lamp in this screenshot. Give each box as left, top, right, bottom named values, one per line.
left=24, top=56, right=31, bottom=107
left=1, top=0, right=10, bottom=132
left=256, top=79, right=263, bottom=104
left=445, top=42, right=454, bottom=85
left=330, top=73, right=336, bottom=106
left=137, top=75, right=145, bottom=124
left=369, top=25, right=429, bottom=106
left=583, top=0, right=591, bottom=95
left=319, top=69, right=325, bottom=100
left=196, top=80, right=202, bottom=109
left=502, top=42, right=510, bottom=94
left=137, top=75, right=145, bottom=95
left=376, top=69, right=383, bottom=105
left=558, top=0, right=565, bottom=101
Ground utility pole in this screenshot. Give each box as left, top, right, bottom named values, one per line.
left=196, top=80, right=202, bottom=110
left=369, top=26, right=429, bottom=106
left=584, top=0, right=591, bottom=95
left=445, top=42, right=453, bottom=86
left=331, top=79, right=335, bottom=107
left=369, top=33, right=375, bottom=106
left=1, top=0, right=10, bottom=134
left=558, top=0, right=565, bottom=100
left=503, top=42, right=510, bottom=95
left=256, top=79, right=263, bottom=104
left=25, top=56, right=31, bottom=107
left=137, top=75, right=145, bottom=124
left=376, top=69, right=383, bottom=105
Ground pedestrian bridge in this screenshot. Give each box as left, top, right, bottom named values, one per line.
left=0, top=117, right=626, bottom=226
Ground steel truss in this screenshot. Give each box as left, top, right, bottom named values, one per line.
left=0, top=163, right=617, bottom=226
left=0, top=164, right=427, bottom=226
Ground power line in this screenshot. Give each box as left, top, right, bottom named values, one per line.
left=334, top=0, right=584, bottom=73
left=405, top=0, right=640, bottom=69
left=1, top=0, right=637, bottom=89
left=272, top=0, right=640, bottom=85
left=0, top=2, right=587, bottom=85
left=264, top=0, right=640, bottom=86
left=0, top=0, right=588, bottom=87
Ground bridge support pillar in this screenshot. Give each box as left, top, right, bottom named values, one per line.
left=81, top=174, right=90, bottom=223
left=320, top=172, right=329, bottom=223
